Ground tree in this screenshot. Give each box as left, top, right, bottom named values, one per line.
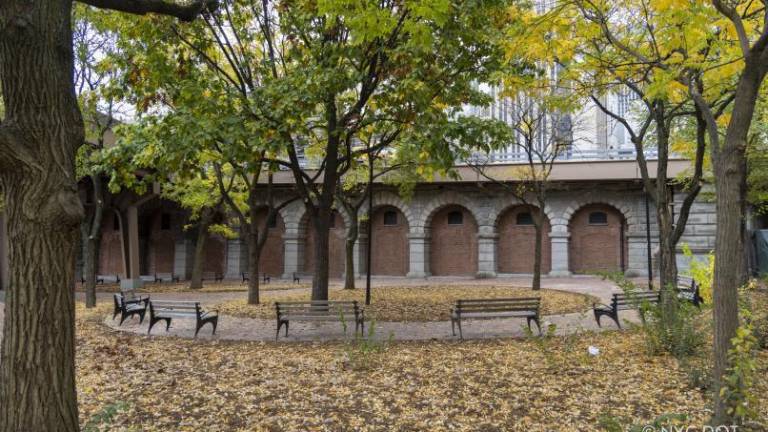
left=73, top=3, right=125, bottom=308
left=465, top=88, right=570, bottom=290
left=255, top=0, right=511, bottom=301
left=536, top=0, right=768, bottom=422
left=0, top=0, right=213, bottom=429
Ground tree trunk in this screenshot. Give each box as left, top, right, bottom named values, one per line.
left=532, top=214, right=542, bottom=291
left=311, top=208, right=333, bottom=301
left=711, top=148, right=746, bottom=424
left=344, top=214, right=358, bottom=290
left=247, top=226, right=260, bottom=305
left=0, top=0, right=84, bottom=429
left=710, top=58, right=764, bottom=425
left=83, top=175, right=104, bottom=308
left=189, top=217, right=210, bottom=290
left=656, top=201, right=678, bottom=292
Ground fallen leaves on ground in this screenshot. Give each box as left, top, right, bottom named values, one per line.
left=213, top=285, right=597, bottom=322
left=75, top=303, right=768, bottom=431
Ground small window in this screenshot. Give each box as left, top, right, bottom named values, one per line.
left=383, top=210, right=398, bottom=226
left=516, top=212, right=534, bottom=225
left=267, top=214, right=278, bottom=229
left=588, top=211, right=608, bottom=225
left=160, top=213, right=171, bottom=230
left=112, top=215, right=120, bottom=231
left=447, top=210, right=463, bottom=225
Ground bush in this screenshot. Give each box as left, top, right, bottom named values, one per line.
left=681, top=244, right=713, bottom=305
left=600, top=272, right=706, bottom=360
left=644, top=284, right=706, bottom=359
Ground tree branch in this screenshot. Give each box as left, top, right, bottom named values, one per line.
left=77, top=0, right=217, bottom=22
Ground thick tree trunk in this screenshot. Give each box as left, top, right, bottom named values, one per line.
left=709, top=58, right=764, bottom=425
left=311, top=208, right=333, bottom=301
left=344, top=215, right=358, bottom=290
left=0, top=0, right=84, bottom=429
left=189, top=218, right=210, bottom=290
left=656, top=205, right=678, bottom=292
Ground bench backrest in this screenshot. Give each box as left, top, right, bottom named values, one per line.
left=455, top=297, right=541, bottom=313
left=150, top=300, right=202, bottom=315
left=276, top=300, right=360, bottom=316
left=612, top=292, right=660, bottom=310
left=121, top=286, right=141, bottom=301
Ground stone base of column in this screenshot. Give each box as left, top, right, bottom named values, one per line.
left=120, top=278, right=144, bottom=290
left=476, top=271, right=497, bottom=279
left=407, top=271, right=430, bottom=278
left=548, top=270, right=572, bottom=277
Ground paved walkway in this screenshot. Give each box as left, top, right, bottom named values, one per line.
left=1, top=276, right=645, bottom=343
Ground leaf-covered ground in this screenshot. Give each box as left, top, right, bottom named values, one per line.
left=75, top=303, right=768, bottom=431
left=214, top=285, right=597, bottom=322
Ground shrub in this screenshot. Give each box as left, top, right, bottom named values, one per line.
left=681, top=244, right=714, bottom=305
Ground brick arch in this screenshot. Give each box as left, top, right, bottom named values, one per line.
left=418, top=193, right=484, bottom=231
left=560, top=196, right=635, bottom=230
left=369, top=205, right=410, bottom=276
left=496, top=205, right=552, bottom=274
left=568, top=203, right=628, bottom=274
left=429, top=204, right=478, bottom=276
left=301, top=210, right=346, bottom=278
left=253, top=207, right=285, bottom=278
left=361, top=191, right=415, bottom=228
left=489, top=197, right=557, bottom=229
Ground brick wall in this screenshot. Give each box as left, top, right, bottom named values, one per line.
left=497, top=205, right=551, bottom=273
left=371, top=206, right=409, bottom=276
left=98, top=212, right=123, bottom=276
left=303, top=212, right=346, bottom=277
left=568, top=203, right=627, bottom=273
left=254, top=209, right=285, bottom=278
left=429, top=205, right=478, bottom=276
left=147, top=212, right=176, bottom=274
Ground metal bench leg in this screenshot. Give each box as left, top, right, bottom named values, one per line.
left=165, top=318, right=172, bottom=332
left=284, top=321, right=289, bottom=337
left=611, top=311, right=621, bottom=329
left=211, top=317, right=218, bottom=335
left=457, top=320, right=463, bottom=340
left=276, top=321, right=283, bottom=341
left=451, top=318, right=456, bottom=336
left=593, top=309, right=602, bottom=327
left=138, top=310, right=146, bottom=325
left=527, top=317, right=542, bottom=336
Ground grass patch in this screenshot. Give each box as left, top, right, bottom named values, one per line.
left=214, top=285, right=597, bottom=322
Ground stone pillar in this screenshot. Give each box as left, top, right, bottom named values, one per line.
left=172, top=238, right=194, bottom=280
left=121, top=205, right=144, bottom=289
left=282, top=231, right=303, bottom=279
left=549, top=227, right=571, bottom=276
left=354, top=234, right=367, bottom=277
left=626, top=231, right=652, bottom=278
left=225, top=238, right=248, bottom=280
left=477, top=226, right=498, bottom=278
left=0, top=210, right=9, bottom=290
left=407, top=232, right=430, bottom=278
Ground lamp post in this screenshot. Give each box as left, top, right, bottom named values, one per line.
left=365, top=151, right=373, bottom=306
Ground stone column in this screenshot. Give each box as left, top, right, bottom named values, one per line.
left=173, top=238, right=195, bottom=280
left=225, top=238, right=248, bottom=280
left=548, top=227, right=571, bottom=277
left=282, top=231, right=303, bottom=279
left=121, top=205, right=143, bottom=289
left=476, top=225, right=498, bottom=278
left=354, top=234, right=367, bottom=277
left=407, top=232, right=430, bottom=278
left=0, top=211, right=9, bottom=290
